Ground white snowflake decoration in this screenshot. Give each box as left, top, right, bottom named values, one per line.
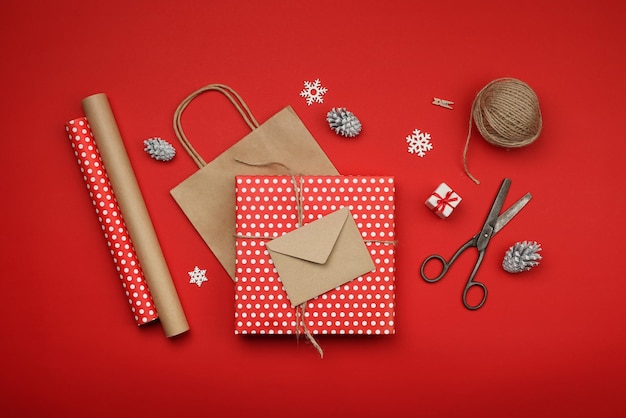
left=300, top=79, right=328, bottom=106
left=406, top=129, right=433, bottom=157
left=188, top=266, right=208, bottom=287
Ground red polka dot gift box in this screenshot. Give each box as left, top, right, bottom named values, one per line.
left=234, top=175, right=396, bottom=336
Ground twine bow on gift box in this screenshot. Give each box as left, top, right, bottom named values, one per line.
left=434, top=190, right=459, bottom=214
left=233, top=159, right=322, bottom=357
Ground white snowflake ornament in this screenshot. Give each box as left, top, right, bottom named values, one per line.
left=406, top=129, right=433, bottom=157
left=188, top=266, right=208, bottom=287
left=300, top=79, right=328, bottom=106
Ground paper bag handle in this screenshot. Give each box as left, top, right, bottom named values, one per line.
left=173, top=84, right=260, bottom=168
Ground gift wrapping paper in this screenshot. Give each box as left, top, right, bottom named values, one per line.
left=65, top=117, right=158, bottom=325
left=81, top=93, right=189, bottom=337
left=235, top=175, right=396, bottom=335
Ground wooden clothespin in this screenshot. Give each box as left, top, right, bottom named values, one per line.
left=432, top=97, right=454, bottom=110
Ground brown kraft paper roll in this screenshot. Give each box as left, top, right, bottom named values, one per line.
left=82, top=93, right=189, bottom=337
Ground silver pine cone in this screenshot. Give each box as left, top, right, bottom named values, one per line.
left=327, top=107, right=362, bottom=138
left=503, top=241, right=542, bottom=273
left=144, top=137, right=176, bottom=161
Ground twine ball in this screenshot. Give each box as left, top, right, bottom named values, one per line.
left=463, top=78, right=543, bottom=184
left=473, top=78, right=542, bottom=148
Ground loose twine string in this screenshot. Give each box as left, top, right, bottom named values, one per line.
left=234, top=160, right=397, bottom=358
left=462, top=78, right=543, bottom=184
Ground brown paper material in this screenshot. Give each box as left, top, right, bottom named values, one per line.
left=266, top=207, right=375, bottom=307
left=170, top=85, right=339, bottom=281
left=82, top=93, right=189, bottom=338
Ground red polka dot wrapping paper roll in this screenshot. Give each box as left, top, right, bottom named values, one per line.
left=234, top=175, right=396, bottom=335
left=65, top=118, right=158, bottom=326
left=81, top=92, right=188, bottom=337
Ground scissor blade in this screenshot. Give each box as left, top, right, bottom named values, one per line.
left=475, top=178, right=511, bottom=251
left=483, top=178, right=511, bottom=228
left=494, top=193, right=532, bottom=234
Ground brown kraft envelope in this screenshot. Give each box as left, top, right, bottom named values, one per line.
left=170, top=84, right=339, bottom=280
left=265, top=207, right=375, bottom=307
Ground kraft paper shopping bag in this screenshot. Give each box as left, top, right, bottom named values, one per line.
left=170, top=84, right=339, bottom=280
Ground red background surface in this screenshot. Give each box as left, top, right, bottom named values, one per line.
left=1, top=1, right=625, bottom=417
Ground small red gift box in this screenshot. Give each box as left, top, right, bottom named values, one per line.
left=234, top=175, right=396, bottom=336
left=425, top=182, right=461, bottom=219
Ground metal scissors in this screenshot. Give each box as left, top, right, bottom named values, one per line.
left=420, top=178, right=532, bottom=310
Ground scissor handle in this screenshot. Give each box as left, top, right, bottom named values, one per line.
left=420, top=254, right=450, bottom=283
left=421, top=238, right=475, bottom=284
left=461, top=249, right=488, bottom=310
left=462, top=280, right=488, bottom=310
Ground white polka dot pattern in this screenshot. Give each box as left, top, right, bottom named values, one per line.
left=234, top=175, right=396, bottom=335
left=66, top=118, right=158, bottom=326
